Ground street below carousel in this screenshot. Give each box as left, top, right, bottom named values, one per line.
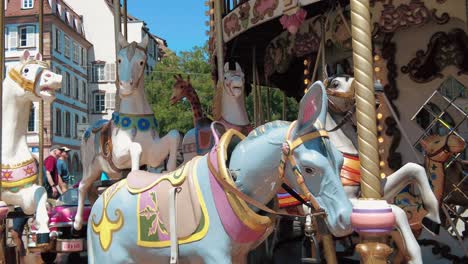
left=23, top=252, right=87, bottom=263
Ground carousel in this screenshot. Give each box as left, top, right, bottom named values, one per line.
left=0, top=0, right=465, bottom=264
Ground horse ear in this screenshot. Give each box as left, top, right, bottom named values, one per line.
left=140, top=34, right=149, bottom=49
left=235, top=62, right=242, bottom=72
left=35, top=53, right=43, bottom=61
left=118, top=34, right=128, bottom=48
left=294, top=81, right=328, bottom=137
left=224, top=62, right=229, bottom=73
left=20, top=50, right=30, bottom=63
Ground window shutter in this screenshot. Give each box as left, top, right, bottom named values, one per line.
left=26, top=26, right=34, bottom=47
left=10, top=30, right=17, bottom=48
left=52, top=26, right=56, bottom=50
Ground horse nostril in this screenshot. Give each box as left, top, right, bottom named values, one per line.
left=45, top=73, right=51, bottom=78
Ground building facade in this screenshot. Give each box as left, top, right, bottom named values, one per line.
left=68, top=0, right=163, bottom=123
left=5, top=0, right=92, bottom=182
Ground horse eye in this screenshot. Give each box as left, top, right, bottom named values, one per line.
left=332, top=81, right=339, bottom=88
left=24, top=68, right=29, bottom=74
left=118, top=58, right=122, bottom=64
left=140, top=61, right=144, bottom=66
left=305, top=167, right=315, bottom=174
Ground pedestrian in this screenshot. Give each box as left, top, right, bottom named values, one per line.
left=43, top=146, right=62, bottom=199
left=57, top=146, right=71, bottom=194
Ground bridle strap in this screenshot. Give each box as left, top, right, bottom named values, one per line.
left=8, top=61, right=47, bottom=96
left=207, top=157, right=325, bottom=218
left=279, top=121, right=329, bottom=211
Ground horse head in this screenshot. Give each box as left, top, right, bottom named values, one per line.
left=286, top=81, right=352, bottom=236
left=325, top=70, right=355, bottom=114
left=420, top=134, right=465, bottom=162
left=223, top=61, right=245, bottom=99
left=170, top=74, right=191, bottom=105
left=117, top=34, right=148, bottom=97
left=6, top=50, right=62, bottom=103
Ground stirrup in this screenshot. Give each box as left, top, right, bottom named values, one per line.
left=169, top=187, right=181, bottom=264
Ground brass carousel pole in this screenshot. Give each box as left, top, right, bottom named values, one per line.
left=349, top=0, right=394, bottom=263
left=214, top=0, right=224, bottom=86
left=38, top=0, right=44, bottom=187
left=0, top=0, right=5, bottom=261
left=123, top=0, right=128, bottom=41
left=114, top=0, right=121, bottom=110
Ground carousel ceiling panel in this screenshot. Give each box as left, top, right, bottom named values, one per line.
left=222, top=0, right=322, bottom=43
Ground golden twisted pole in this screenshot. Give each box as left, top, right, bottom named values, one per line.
left=350, top=1, right=394, bottom=263
left=350, top=0, right=381, bottom=199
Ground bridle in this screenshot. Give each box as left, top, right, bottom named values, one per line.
left=278, top=121, right=329, bottom=211
left=8, top=60, right=49, bottom=97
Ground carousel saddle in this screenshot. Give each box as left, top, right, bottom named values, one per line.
left=126, top=158, right=204, bottom=240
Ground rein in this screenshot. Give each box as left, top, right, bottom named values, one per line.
left=327, top=106, right=355, bottom=133
left=209, top=124, right=330, bottom=221
left=8, top=60, right=48, bottom=96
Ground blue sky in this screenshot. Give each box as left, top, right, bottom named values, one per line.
left=128, top=0, right=208, bottom=53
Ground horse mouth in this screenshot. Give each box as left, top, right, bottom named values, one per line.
left=40, top=87, right=55, bottom=97
left=230, top=85, right=242, bottom=96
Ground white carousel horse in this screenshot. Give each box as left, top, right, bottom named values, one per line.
left=87, top=81, right=352, bottom=263
left=324, top=73, right=441, bottom=264
left=170, top=62, right=252, bottom=162
left=73, top=35, right=181, bottom=231
left=1, top=50, right=62, bottom=244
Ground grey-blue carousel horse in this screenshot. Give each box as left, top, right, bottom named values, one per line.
left=87, top=81, right=352, bottom=263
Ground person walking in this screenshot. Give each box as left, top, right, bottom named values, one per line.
left=57, top=146, right=71, bottom=194
left=43, top=146, right=62, bottom=198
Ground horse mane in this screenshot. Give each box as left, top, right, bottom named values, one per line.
left=246, top=120, right=290, bottom=140
left=212, top=85, right=222, bottom=120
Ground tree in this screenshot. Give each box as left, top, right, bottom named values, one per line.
left=145, top=45, right=213, bottom=136
left=145, top=44, right=299, bottom=136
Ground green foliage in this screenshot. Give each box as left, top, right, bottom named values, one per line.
left=145, top=45, right=299, bottom=135
left=145, top=46, right=214, bottom=135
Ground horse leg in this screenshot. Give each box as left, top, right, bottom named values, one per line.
left=74, top=162, right=101, bottom=231
left=129, top=142, right=142, bottom=171
left=382, top=163, right=440, bottom=227
left=150, top=129, right=181, bottom=171
left=390, top=204, right=423, bottom=264
left=33, top=186, right=50, bottom=235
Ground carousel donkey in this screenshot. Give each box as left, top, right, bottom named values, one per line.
left=1, top=50, right=62, bottom=244
left=323, top=68, right=441, bottom=264
left=74, top=35, right=181, bottom=232
left=170, top=62, right=252, bottom=162
left=87, top=82, right=353, bottom=263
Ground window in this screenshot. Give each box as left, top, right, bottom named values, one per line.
left=18, top=26, right=35, bottom=48
left=54, top=28, right=61, bottom=52
left=75, top=114, right=79, bottom=138
left=65, top=112, right=71, bottom=137
left=80, top=47, right=86, bottom=67
left=55, top=67, right=62, bottom=93
left=81, top=80, right=87, bottom=102
left=64, top=35, right=70, bottom=58
left=82, top=116, right=87, bottom=124
left=21, top=0, right=33, bottom=9
left=92, top=64, right=105, bottom=82
left=94, top=93, right=105, bottom=112
left=55, top=109, right=62, bottom=136
left=65, top=72, right=71, bottom=95
left=105, top=93, right=115, bottom=110
left=28, top=104, right=37, bottom=132
left=73, top=76, right=78, bottom=99
left=73, top=42, right=79, bottom=63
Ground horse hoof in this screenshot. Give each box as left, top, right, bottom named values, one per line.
left=36, top=233, right=50, bottom=245
left=422, top=217, right=440, bottom=236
